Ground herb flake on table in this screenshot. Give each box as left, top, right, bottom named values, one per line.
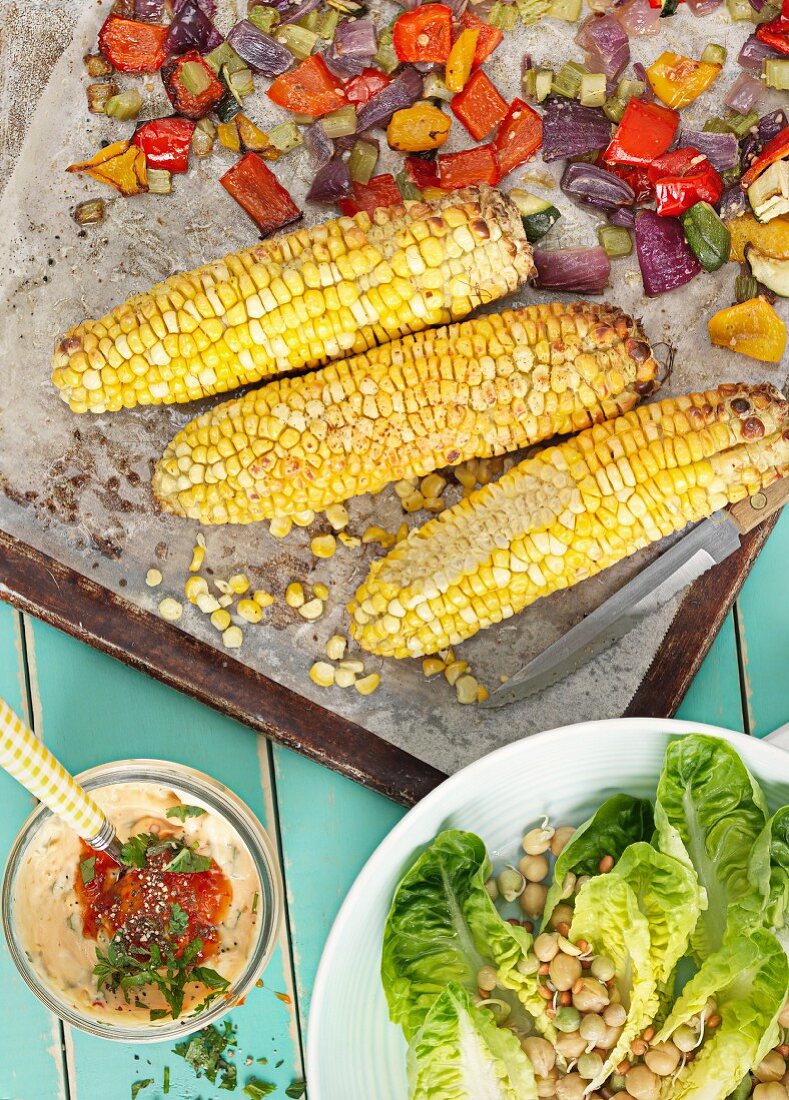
left=131, top=1080, right=153, bottom=1100
left=174, top=1021, right=238, bottom=1089
left=166, top=803, right=207, bottom=821
left=286, top=1083, right=307, bottom=1098
left=244, top=1079, right=277, bottom=1098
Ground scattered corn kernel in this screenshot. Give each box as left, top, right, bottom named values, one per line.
left=145, top=568, right=163, bottom=588
left=456, top=674, right=479, bottom=704
left=299, top=598, right=324, bottom=621
left=196, top=593, right=221, bottom=614
left=237, top=598, right=263, bottom=623
left=253, top=589, right=276, bottom=608
left=185, top=575, right=209, bottom=603
left=340, top=659, right=365, bottom=674
left=477, top=683, right=490, bottom=703
left=311, top=534, right=337, bottom=559
left=402, top=492, right=425, bottom=514
left=229, top=573, right=251, bottom=594
left=355, top=672, right=381, bottom=696
left=338, top=531, right=361, bottom=548
left=285, top=582, right=305, bottom=608
left=363, top=525, right=394, bottom=547
left=189, top=544, right=205, bottom=572
left=334, top=667, right=357, bottom=688
left=292, top=510, right=315, bottom=528
left=445, top=660, right=470, bottom=686
left=196, top=533, right=206, bottom=549
left=422, top=657, right=446, bottom=677
left=270, top=516, right=292, bottom=539
left=310, top=661, right=335, bottom=687
left=215, top=579, right=232, bottom=594
left=222, top=625, right=244, bottom=648
left=210, top=609, right=232, bottom=631
left=326, top=635, right=347, bottom=661
left=394, top=478, right=418, bottom=499
left=326, top=504, right=349, bottom=531
left=218, top=594, right=233, bottom=608
left=420, top=474, right=446, bottom=498
left=395, top=522, right=409, bottom=543
left=439, top=648, right=455, bottom=663
left=313, top=582, right=330, bottom=600
left=424, top=497, right=445, bottom=513
left=158, top=598, right=183, bottom=622
left=455, top=462, right=477, bottom=489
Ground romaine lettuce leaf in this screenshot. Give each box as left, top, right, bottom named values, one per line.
left=542, top=795, right=654, bottom=926
left=751, top=807, right=789, bottom=933
left=407, top=983, right=538, bottom=1100
left=382, top=830, right=534, bottom=1040
left=655, top=734, right=769, bottom=959
left=655, top=928, right=789, bottom=1100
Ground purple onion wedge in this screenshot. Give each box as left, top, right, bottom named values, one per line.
left=542, top=98, right=612, bottom=162
left=227, top=19, right=293, bottom=76
left=561, top=162, right=635, bottom=213
left=533, top=247, right=611, bottom=294
left=635, top=211, right=701, bottom=297
left=357, top=66, right=423, bottom=131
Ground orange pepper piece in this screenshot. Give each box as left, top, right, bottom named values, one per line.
left=445, top=28, right=479, bottom=93
left=387, top=105, right=451, bottom=152
left=708, top=297, right=787, bottom=364
left=67, top=140, right=148, bottom=196
left=646, top=52, right=721, bottom=110
left=726, top=213, right=789, bottom=262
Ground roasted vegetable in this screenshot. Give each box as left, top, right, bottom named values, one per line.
left=726, top=213, right=789, bottom=262
left=604, top=100, right=679, bottom=167
left=51, top=186, right=532, bottom=414
left=450, top=70, right=509, bottom=141
left=445, top=28, right=479, bottom=93
left=349, top=385, right=789, bottom=657
left=392, top=4, right=453, bottom=63
left=133, top=117, right=195, bottom=174
left=67, top=141, right=148, bottom=197
left=161, top=51, right=224, bottom=118
left=493, top=99, right=543, bottom=178
left=220, top=153, right=300, bottom=234
left=387, top=105, right=451, bottom=152
left=438, top=145, right=500, bottom=188
left=747, top=250, right=789, bottom=296
left=708, top=298, right=787, bottom=362
left=267, top=54, right=347, bottom=118
left=645, top=52, right=721, bottom=109
left=97, top=13, right=168, bottom=72
left=338, top=173, right=402, bottom=216
left=153, top=302, right=658, bottom=524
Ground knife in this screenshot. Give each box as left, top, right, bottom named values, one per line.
left=482, top=477, right=789, bottom=709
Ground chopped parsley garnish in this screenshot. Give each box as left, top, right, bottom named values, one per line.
left=174, top=1022, right=238, bottom=1089
left=168, top=902, right=189, bottom=937
left=286, top=1082, right=307, bottom=1098
left=79, top=856, right=97, bottom=885
left=118, top=831, right=212, bottom=874
left=166, top=844, right=212, bottom=874
left=166, top=803, right=207, bottom=821
left=244, top=1079, right=277, bottom=1098
left=131, top=1080, right=153, bottom=1100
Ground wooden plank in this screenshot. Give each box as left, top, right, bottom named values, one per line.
left=0, top=604, right=68, bottom=1100
left=675, top=610, right=745, bottom=732
left=22, top=615, right=304, bottom=1100
left=734, top=509, right=789, bottom=740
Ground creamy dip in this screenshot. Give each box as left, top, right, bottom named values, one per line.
left=13, top=781, right=261, bottom=1027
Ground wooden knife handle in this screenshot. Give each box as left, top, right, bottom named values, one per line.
left=728, top=477, right=789, bottom=535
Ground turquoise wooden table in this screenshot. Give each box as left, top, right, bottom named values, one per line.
left=0, top=510, right=786, bottom=1100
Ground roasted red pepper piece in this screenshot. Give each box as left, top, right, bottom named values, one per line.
left=268, top=54, right=347, bottom=118
left=647, top=148, right=723, bottom=217
left=161, top=50, right=224, bottom=118
left=450, top=70, right=509, bottom=141
left=604, top=99, right=680, bottom=167
left=220, top=153, right=301, bottom=236
left=741, top=125, right=789, bottom=188
left=756, top=12, right=789, bottom=55
left=404, top=155, right=441, bottom=190
left=438, top=144, right=500, bottom=189
left=601, top=159, right=655, bottom=204
left=392, top=4, right=453, bottom=63
left=459, top=10, right=503, bottom=68
left=97, top=13, right=169, bottom=72
left=133, top=117, right=196, bottom=174
left=339, top=174, right=403, bottom=217
left=493, top=98, right=543, bottom=179
left=344, top=68, right=393, bottom=106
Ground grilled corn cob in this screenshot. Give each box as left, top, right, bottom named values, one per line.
left=153, top=302, right=659, bottom=524
left=349, top=384, right=789, bottom=658
left=51, top=186, right=533, bottom=414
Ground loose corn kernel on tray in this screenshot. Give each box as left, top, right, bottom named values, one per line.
left=0, top=0, right=786, bottom=776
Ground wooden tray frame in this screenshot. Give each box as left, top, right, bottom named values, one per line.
left=0, top=518, right=773, bottom=805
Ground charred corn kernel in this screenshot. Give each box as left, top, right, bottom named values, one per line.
left=185, top=575, right=209, bottom=602
left=445, top=27, right=479, bottom=93
left=158, top=598, right=183, bottom=622
left=421, top=474, right=446, bottom=499
left=311, top=534, right=337, bottom=558
left=56, top=187, right=533, bottom=415
left=197, top=592, right=222, bottom=614
left=285, top=582, right=305, bottom=608
left=189, top=544, right=205, bottom=572
left=237, top=598, right=263, bottom=623
left=422, top=657, right=446, bottom=676
left=394, top=479, right=418, bottom=499
left=292, top=510, right=315, bottom=528
left=387, top=105, right=451, bottom=152
left=155, top=302, right=658, bottom=524
left=210, top=608, right=232, bottom=631
left=335, top=667, right=357, bottom=688
left=339, top=531, right=361, bottom=548
left=229, top=573, right=251, bottom=594
left=355, top=672, right=381, bottom=695
left=456, top=674, right=479, bottom=704
left=350, top=384, right=789, bottom=658
left=146, top=568, right=163, bottom=587
left=313, top=582, right=330, bottom=600
left=270, top=517, right=293, bottom=539
left=340, top=659, right=365, bottom=674
left=326, top=634, right=347, bottom=660
left=445, top=660, right=470, bottom=686
left=218, top=594, right=233, bottom=608
left=299, top=598, right=324, bottom=620
left=222, top=625, right=244, bottom=648
left=310, top=661, right=335, bottom=687
left=326, top=504, right=349, bottom=530
left=253, top=589, right=276, bottom=607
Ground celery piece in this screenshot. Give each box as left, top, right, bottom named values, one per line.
left=547, top=0, right=583, bottom=21
left=616, top=78, right=645, bottom=101
left=726, top=0, right=753, bottom=20
left=104, top=88, right=143, bottom=120
left=321, top=104, right=358, bottom=138
left=318, top=8, right=340, bottom=39
left=229, top=67, right=255, bottom=98
left=348, top=140, right=379, bottom=184
left=268, top=122, right=304, bottom=154
left=580, top=73, right=607, bottom=107
left=515, top=0, right=552, bottom=26
left=247, top=7, right=280, bottom=34
left=374, top=24, right=399, bottom=73
left=597, top=225, right=632, bottom=258
left=725, top=110, right=759, bottom=139
left=396, top=170, right=422, bottom=202
left=276, top=25, right=318, bottom=60
left=735, top=274, right=759, bottom=303
left=603, top=97, right=627, bottom=123
left=764, top=59, right=789, bottom=91
left=552, top=60, right=588, bottom=99
left=180, top=61, right=212, bottom=96
left=205, top=42, right=246, bottom=75
left=487, top=2, right=519, bottom=30
left=701, top=43, right=727, bottom=65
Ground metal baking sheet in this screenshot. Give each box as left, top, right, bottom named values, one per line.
left=0, top=0, right=786, bottom=778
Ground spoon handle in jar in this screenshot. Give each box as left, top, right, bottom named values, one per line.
left=0, top=696, right=117, bottom=853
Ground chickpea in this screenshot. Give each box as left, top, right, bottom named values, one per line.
left=753, top=1085, right=789, bottom=1100
left=573, top=978, right=610, bottom=1013
left=555, top=1006, right=581, bottom=1033
left=520, top=853, right=550, bottom=882
left=556, top=1073, right=587, bottom=1100
left=561, top=872, right=578, bottom=899
left=551, top=825, right=576, bottom=856
left=477, top=965, right=498, bottom=992
left=756, top=1052, right=788, bottom=1083
left=555, top=1031, right=588, bottom=1060
left=608, top=1075, right=628, bottom=1094
left=672, top=1024, right=698, bottom=1053
left=580, top=1013, right=608, bottom=1045
left=522, top=1037, right=555, bottom=1078
left=550, top=953, right=583, bottom=991
left=523, top=824, right=555, bottom=856
left=517, top=953, right=540, bottom=976
left=644, top=1041, right=680, bottom=1076
left=498, top=867, right=525, bottom=902
left=604, top=1004, right=627, bottom=1028
left=520, top=883, right=548, bottom=917
left=549, top=903, right=575, bottom=931
left=591, top=956, right=616, bottom=982
left=534, top=933, right=560, bottom=962
left=779, top=1000, right=789, bottom=1029
left=598, top=1024, right=624, bottom=1050
left=624, top=1065, right=661, bottom=1100
left=536, top=1073, right=558, bottom=1099
left=484, top=877, right=499, bottom=902
left=578, top=1052, right=605, bottom=1080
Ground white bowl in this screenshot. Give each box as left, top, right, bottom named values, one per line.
left=306, top=717, right=789, bottom=1100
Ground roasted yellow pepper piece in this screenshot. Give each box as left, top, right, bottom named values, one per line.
left=67, top=140, right=147, bottom=196
left=708, top=297, right=787, bottom=364
left=726, top=213, right=789, bottom=262
left=445, top=27, right=479, bottom=93
left=387, top=104, right=451, bottom=152
left=646, top=52, right=721, bottom=110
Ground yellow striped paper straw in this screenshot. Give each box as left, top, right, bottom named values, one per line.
left=0, top=696, right=114, bottom=849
